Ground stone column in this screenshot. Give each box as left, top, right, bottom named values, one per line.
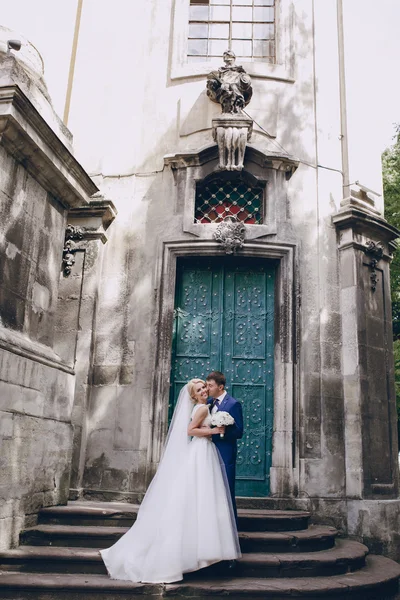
left=333, top=187, right=399, bottom=500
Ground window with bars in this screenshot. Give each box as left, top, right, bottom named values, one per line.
left=194, top=174, right=264, bottom=224
left=188, top=0, right=275, bottom=63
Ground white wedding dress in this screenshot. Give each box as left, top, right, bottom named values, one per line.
left=100, top=388, right=241, bottom=583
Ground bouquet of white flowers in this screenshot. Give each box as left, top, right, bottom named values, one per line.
left=210, top=411, right=235, bottom=438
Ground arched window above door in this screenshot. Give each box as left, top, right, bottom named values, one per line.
left=194, top=172, right=264, bottom=224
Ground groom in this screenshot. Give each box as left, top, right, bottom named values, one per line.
left=207, top=371, right=243, bottom=522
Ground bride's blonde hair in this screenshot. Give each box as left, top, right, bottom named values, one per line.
left=187, top=378, right=206, bottom=403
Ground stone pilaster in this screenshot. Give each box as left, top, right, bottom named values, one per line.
left=54, top=196, right=117, bottom=499
left=333, top=187, right=399, bottom=500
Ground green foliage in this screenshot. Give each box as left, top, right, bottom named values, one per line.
left=382, top=125, right=400, bottom=439
left=382, top=124, right=400, bottom=339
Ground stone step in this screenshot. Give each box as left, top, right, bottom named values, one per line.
left=20, top=524, right=130, bottom=548
left=236, top=496, right=310, bottom=511
left=0, top=555, right=399, bottom=599
left=39, top=502, right=139, bottom=528
left=0, top=540, right=368, bottom=578
left=0, top=547, right=107, bottom=575
left=234, top=540, right=368, bottom=578
left=20, top=523, right=337, bottom=552
left=38, top=502, right=310, bottom=532
left=239, top=525, right=338, bottom=553
left=238, top=509, right=310, bottom=532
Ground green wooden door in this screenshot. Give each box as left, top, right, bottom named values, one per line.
left=170, top=257, right=275, bottom=497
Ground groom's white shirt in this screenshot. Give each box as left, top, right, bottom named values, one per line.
left=211, top=390, right=227, bottom=414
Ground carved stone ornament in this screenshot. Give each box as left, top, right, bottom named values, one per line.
left=213, top=217, right=245, bottom=254
left=364, top=240, right=384, bottom=292
left=207, top=51, right=253, bottom=172
left=206, top=50, right=253, bottom=115
left=364, top=240, right=384, bottom=259
left=212, top=115, right=253, bottom=171
left=62, top=225, right=85, bottom=276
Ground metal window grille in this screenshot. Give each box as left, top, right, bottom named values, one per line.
left=194, top=176, right=264, bottom=224
left=188, top=0, right=275, bottom=63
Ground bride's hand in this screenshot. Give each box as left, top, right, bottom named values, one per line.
left=212, top=426, right=225, bottom=435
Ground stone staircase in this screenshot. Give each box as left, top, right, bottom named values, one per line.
left=0, top=501, right=400, bottom=599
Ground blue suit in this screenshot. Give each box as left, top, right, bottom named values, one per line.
left=208, top=393, right=244, bottom=521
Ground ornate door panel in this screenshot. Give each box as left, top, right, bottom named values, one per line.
left=170, top=258, right=275, bottom=497
left=223, top=265, right=275, bottom=496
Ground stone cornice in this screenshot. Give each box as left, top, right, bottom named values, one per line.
left=67, top=195, right=117, bottom=246
left=164, top=144, right=299, bottom=178
left=68, top=196, right=117, bottom=231
left=0, top=84, right=98, bottom=208
left=0, top=326, right=74, bottom=374
left=332, top=206, right=400, bottom=244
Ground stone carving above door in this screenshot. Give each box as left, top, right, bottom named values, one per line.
left=206, top=51, right=253, bottom=171
left=214, top=217, right=245, bottom=254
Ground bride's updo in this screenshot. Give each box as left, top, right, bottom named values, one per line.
left=187, top=378, right=206, bottom=403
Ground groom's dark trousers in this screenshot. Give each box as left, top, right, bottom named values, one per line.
left=208, top=394, right=244, bottom=523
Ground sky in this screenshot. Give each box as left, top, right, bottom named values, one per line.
left=1, top=0, right=400, bottom=153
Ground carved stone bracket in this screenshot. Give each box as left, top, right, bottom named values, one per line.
left=364, top=240, right=385, bottom=292
left=365, top=240, right=384, bottom=259
left=62, top=194, right=118, bottom=276
left=213, top=217, right=245, bottom=254
left=62, top=225, right=85, bottom=276
left=212, top=114, right=253, bottom=171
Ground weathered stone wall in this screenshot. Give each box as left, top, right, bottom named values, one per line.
left=0, top=352, right=74, bottom=547
left=0, top=147, right=75, bottom=548
left=0, top=147, right=65, bottom=342
left=0, top=40, right=99, bottom=548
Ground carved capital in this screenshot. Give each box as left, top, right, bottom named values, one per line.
left=213, top=217, right=245, bottom=254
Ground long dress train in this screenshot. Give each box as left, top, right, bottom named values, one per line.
left=100, top=399, right=241, bottom=583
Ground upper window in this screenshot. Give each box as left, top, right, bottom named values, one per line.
left=188, top=0, right=275, bottom=64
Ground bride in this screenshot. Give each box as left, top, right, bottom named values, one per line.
left=100, top=378, right=241, bottom=583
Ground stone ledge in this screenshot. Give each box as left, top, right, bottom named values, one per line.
left=164, top=144, right=299, bottom=176
left=0, top=326, right=74, bottom=374
left=67, top=195, right=118, bottom=245
left=332, top=205, right=400, bottom=245
left=0, top=85, right=98, bottom=208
